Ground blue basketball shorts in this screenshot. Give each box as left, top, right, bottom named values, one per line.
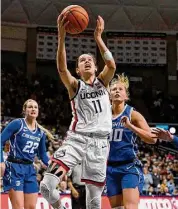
left=106, top=161, right=144, bottom=197
left=3, top=161, right=39, bottom=193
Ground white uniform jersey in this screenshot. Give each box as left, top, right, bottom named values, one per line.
left=69, top=78, right=112, bottom=135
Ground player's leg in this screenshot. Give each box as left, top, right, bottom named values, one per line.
left=9, top=189, right=24, bottom=209
left=122, top=188, right=140, bottom=209
left=23, top=165, right=40, bottom=209
left=4, top=162, right=25, bottom=209
left=24, top=193, right=38, bottom=209
left=40, top=163, right=67, bottom=209
left=82, top=138, right=109, bottom=209
left=106, top=166, right=124, bottom=209
left=109, top=195, right=124, bottom=209
left=121, top=166, right=144, bottom=209
left=85, top=184, right=104, bottom=209
left=40, top=133, right=84, bottom=209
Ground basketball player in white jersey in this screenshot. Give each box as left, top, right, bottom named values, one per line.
left=40, top=13, right=116, bottom=209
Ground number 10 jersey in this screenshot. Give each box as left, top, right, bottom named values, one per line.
left=108, top=104, right=138, bottom=162
left=69, top=78, right=112, bottom=136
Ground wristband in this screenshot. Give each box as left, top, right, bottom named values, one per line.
left=103, top=50, right=113, bottom=61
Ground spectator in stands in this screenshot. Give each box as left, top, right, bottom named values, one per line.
left=147, top=186, right=155, bottom=196
left=37, top=173, right=42, bottom=186
left=143, top=166, right=153, bottom=195
left=167, top=179, right=175, bottom=195
left=151, top=167, right=161, bottom=192
left=59, top=181, right=70, bottom=194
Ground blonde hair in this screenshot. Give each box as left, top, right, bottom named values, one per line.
left=23, top=99, right=54, bottom=140
left=110, top=73, right=130, bottom=98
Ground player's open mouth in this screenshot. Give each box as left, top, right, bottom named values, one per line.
left=115, top=94, right=120, bottom=98
left=85, top=64, right=91, bottom=69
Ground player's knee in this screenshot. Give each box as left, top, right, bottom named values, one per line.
left=86, top=184, right=103, bottom=209
left=40, top=173, right=60, bottom=204
left=87, top=196, right=101, bottom=209
left=24, top=203, right=36, bottom=209
left=124, top=203, right=138, bottom=209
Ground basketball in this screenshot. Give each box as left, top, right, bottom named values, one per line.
left=61, top=5, right=89, bottom=34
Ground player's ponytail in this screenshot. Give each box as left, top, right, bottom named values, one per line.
left=37, top=123, right=55, bottom=141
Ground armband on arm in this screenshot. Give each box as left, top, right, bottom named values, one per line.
left=103, top=50, right=113, bottom=61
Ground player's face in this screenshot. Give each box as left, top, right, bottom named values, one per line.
left=25, top=101, right=39, bottom=119
left=76, top=54, right=96, bottom=77
left=110, top=83, right=128, bottom=103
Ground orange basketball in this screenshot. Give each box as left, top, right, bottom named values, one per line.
left=61, top=5, right=89, bottom=34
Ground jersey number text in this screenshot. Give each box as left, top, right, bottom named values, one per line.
left=109, top=129, right=123, bottom=142
left=23, top=141, right=39, bottom=153
left=92, top=100, right=102, bottom=113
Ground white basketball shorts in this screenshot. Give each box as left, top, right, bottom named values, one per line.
left=52, top=131, right=109, bottom=186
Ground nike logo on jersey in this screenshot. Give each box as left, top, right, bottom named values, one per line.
left=102, top=145, right=107, bottom=148
left=23, top=127, right=28, bottom=132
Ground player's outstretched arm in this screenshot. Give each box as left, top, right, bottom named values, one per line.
left=121, top=111, right=157, bottom=144
left=152, top=128, right=178, bottom=148
left=0, top=119, right=21, bottom=162
left=56, top=14, right=78, bottom=97
left=94, top=16, right=116, bottom=86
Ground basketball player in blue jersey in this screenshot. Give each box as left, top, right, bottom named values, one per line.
left=106, top=74, right=157, bottom=209
left=0, top=99, right=53, bottom=209
left=40, top=13, right=116, bottom=209
left=152, top=128, right=178, bottom=148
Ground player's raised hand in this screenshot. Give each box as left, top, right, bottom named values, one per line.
left=94, top=15, right=104, bottom=39
left=151, top=128, right=173, bottom=142
left=120, top=116, right=131, bottom=129
left=57, top=13, right=69, bottom=38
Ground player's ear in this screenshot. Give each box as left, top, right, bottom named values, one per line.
left=76, top=68, right=80, bottom=76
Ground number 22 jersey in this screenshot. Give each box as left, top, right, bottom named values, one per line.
left=108, top=104, right=138, bottom=162
left=1, top=118, right=49, bottom=165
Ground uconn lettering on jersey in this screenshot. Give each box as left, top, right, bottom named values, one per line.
left=22, top=133, right=41, bottom=142
left=80, top=89, right=106, bottom=99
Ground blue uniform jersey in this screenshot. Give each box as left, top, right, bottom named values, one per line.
left=1, top=118, right=49, bottom=166
left=108, top=104, right=138, bottom=162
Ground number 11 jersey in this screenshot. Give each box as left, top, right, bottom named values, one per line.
left=69, top=78, right=112, bottom=136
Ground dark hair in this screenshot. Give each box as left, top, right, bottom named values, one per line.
left=75, top=53, right=96, bottom=68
